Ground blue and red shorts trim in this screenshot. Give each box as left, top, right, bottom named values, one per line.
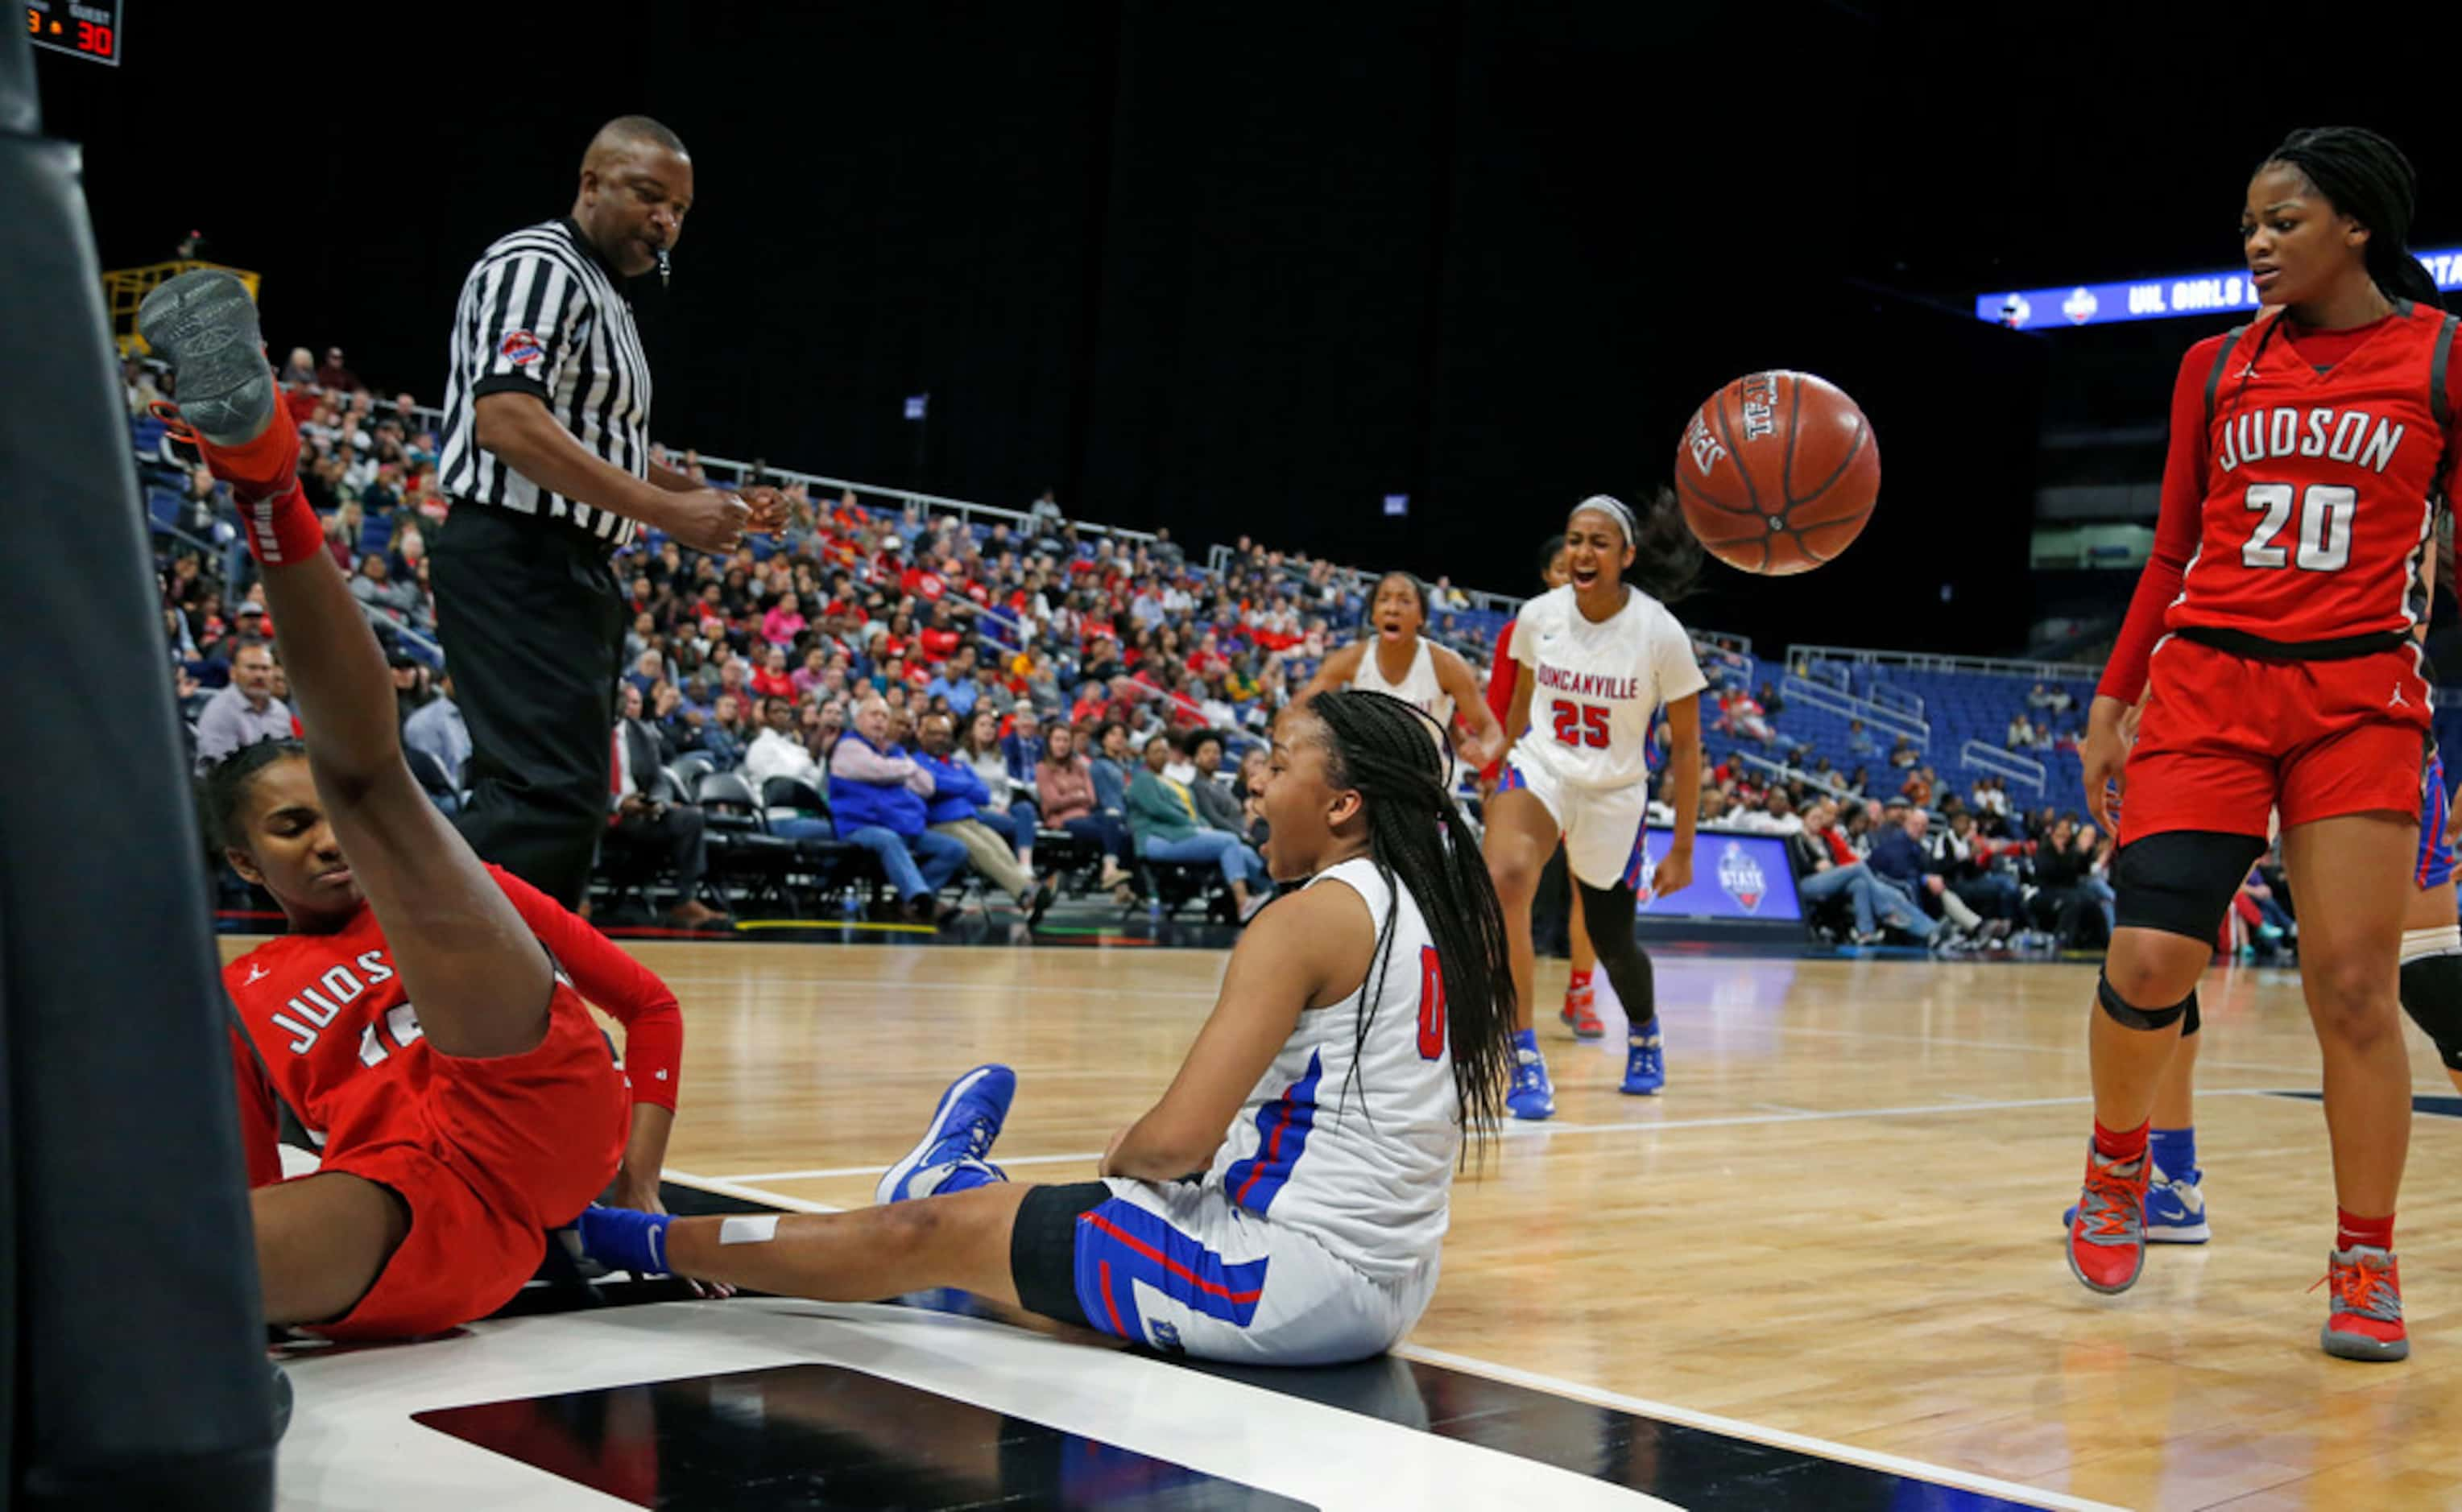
left=1071, top=1200, right=1269, bottom=1345
left=2419, top=751, right=2453, bottom=890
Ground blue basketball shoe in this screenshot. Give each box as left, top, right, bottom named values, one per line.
left=1507, top=1046, right=1555, bottom=1121
left=875, top=1064, right=1016, bottom=1204
left=2063, top=1163, right=2209, bottom=1244
left=1620, top=1028, right=1665, bottom=1096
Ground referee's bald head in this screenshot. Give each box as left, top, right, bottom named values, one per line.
left=573, top=115, right=694, bottom=280
left=586, top=115, right=689, bottom=167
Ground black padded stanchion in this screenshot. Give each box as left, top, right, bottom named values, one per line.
left=0, top=27, right=275, bottom=1511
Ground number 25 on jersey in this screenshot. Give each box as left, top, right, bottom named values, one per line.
left=1551, top=700, right=1610, bottom=750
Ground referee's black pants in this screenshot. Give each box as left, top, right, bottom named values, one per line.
left=431, top=505, right=626, bottom=909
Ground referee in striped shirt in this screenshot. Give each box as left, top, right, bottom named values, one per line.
left=432, top=115, right=783, bottom=910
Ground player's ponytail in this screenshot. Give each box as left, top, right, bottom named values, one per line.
left=1305, top=688, right=1513, bottom=1161
left=2268, top=126, right=2443, bottom=312
left=1576, top=487, right=1702, bottom=603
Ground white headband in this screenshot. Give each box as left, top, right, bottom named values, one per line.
left=1571, top=494, right=1637, bottom=543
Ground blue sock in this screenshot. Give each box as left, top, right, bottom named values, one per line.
left=2150, top=1126, right=2197, bottom=1184
left=1513, top=1027, right=1538, bottom=1055
left=577, top=1204, right=673, bottom=1275
left=1630, top=1016, right=1659, bottom=1042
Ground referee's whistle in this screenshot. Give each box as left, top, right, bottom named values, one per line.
left=656, top=249, right=671, bottom=289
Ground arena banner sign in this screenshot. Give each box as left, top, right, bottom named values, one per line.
left=1635, top=830, right=1803, bottom=923
left=1976, top=246, right=2462, bottom=331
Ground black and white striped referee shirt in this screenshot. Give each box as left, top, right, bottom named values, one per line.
left=438, top=217, right=652, bottom=548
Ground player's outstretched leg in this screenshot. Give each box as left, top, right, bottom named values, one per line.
left=1482, top=785, right=1562, bottom=1120
left=147, top=271, right=587, bottom=1326
left=142, top=270, right=553, bottom=1060
left=579, top=1065, right=1030, bottom=1303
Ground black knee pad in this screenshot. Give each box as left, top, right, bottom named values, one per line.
left=2110, top=831, right=2267, bottom=944
left=2399, top=953, right=2462, bottom=1072
left=2098, top=970, right=2191, bottom=1031
left=2182, top=989, right=2200, bottom=1038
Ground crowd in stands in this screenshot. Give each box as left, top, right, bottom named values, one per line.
left=143, top=337, right=2290, bottom=956
left=143, top=344, right=1500, bottom=927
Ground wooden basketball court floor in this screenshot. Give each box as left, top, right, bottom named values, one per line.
left=246, top=939, right=2462, bottom=1510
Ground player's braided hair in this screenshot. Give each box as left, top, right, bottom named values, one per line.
left=1571, top=486, right=1701, bottom=603
left=200, top=737, right=308, bottom=853
left=1303, top=688, right=1513, bottom=1161
left=2267, top=126, right=2442, bottom=312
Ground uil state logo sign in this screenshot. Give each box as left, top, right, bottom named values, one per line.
left=1717, top=841, right=1765, bottom=913
left=499, top=329, right=545, bottom=369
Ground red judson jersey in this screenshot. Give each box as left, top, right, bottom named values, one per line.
left=2103, top=301, right=2462, bottom=704
left=223, top=864, right=682, bottom=1188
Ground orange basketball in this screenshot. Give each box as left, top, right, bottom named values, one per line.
left=1673, top=370, right=1880, bottom=575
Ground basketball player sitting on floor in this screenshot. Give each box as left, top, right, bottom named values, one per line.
left=143, top=269, right=697, bottom=1340
left=578, top=688, right=1519, bottom=1365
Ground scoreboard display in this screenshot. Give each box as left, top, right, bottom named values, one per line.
left=26, top=0, right=118, bottom=65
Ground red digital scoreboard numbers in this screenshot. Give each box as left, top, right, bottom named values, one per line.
left=25, top=0, right=119, bottom=65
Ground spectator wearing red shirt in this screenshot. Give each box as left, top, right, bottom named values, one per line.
left=750, top=646, right=796, bottom=703
left=917, top=605, right=963, bottom=663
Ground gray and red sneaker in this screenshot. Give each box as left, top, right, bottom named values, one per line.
left=2318, top=1246, right=2407, bottom=1361
left=1559, top=978, right=1603, bottom=1039
left=2066, top=1143, right=2150, bottom=1294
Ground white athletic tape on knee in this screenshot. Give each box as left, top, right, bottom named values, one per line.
left=718, top=1215, right=780, bottom=1246
left=2398, top=924, right=2462, bottom=965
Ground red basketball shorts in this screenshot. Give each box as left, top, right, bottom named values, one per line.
left=2122, top=635, right=2431, bottom=841
left=310, top=982, right=630, bottom=1341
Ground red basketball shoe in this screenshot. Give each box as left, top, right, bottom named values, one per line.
left=2065, top=1143, right=2150, bottom=1295
left=2317, top=1246, right=2407, bottom=1361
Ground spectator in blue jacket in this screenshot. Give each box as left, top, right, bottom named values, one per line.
left=742, top=694, right=929, bottom=907
left=915, top=713, right=1054, bottom=924
left=1865, top=804, right=1987, bottom=935
left=827, top=696, right=967, bottom=923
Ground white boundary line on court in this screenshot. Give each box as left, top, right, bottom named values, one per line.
left=705, top=1088, right=2294, bottom=1185
left=661, top=1172, right=2120, bottom=1510
left=655, top=1167, right=2117, bottom=1506
left=661, top=1168, right=842, bottom=1213
left=1394, top=1345, right=2131, bottom=1512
